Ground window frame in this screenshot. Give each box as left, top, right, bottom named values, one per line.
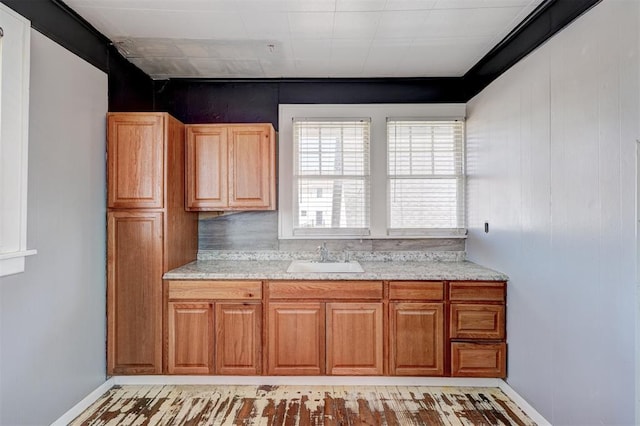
left=0, top=4, right=36, bottom=277
left=292, top=118, right=371, bottom=237
left=278, top=104, right=467, bottom=239
left=386, top=118, right=466, bottom=237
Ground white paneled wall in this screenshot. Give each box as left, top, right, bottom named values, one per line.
left=466, top=1, right=639, bottom=424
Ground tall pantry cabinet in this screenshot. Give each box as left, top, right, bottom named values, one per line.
left=107, top=113, right=198, bottom=374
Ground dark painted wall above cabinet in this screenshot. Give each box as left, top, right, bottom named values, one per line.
left=108, top=49, right=155, bottom=112
left=154, top=78, right=467, bottom=129
left=155, top=81, right=280, bottom=125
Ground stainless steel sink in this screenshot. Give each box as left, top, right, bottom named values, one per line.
left=286, top=260, right=364, bottom=273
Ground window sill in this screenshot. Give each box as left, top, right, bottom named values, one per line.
left=0, top=250, right=37, bottom=277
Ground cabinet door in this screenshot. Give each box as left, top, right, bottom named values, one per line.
left=216, top=303, right=262, bottom=375
left=107, top=211, right=163, bottom=374
left=107, top=114, right=164, bottom=208
left=185, top=125, right=228, bottom=210
left=326, top=303, right=383, bottom=375
left=389, top=303, right=444, bottom=376
left=267, top=303, right=325, bottom=375
left=228, top=125, right=274, bottom=209
left=167, top=302, right=213, bottom=374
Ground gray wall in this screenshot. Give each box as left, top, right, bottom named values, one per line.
left=0, top=30, right=108, bottom=425
left=466, top=0, right=638, bottom=424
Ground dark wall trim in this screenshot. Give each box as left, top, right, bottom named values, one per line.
left=278, top=78, right=465, bottom=104
left=464, top=0, right=602, bottom=99
left=0, top=0, right=155, bottom=111
left=2, top=0, right=602, bottom=115
left=1, top=0, right=109, bottom=72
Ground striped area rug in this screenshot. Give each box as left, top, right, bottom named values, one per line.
left=70, top=384, right=536, bottom=425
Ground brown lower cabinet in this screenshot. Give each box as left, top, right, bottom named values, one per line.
left=266, top=301, right=385, bottom=376
left=167, top=302, right=213, bottom=374
left=215, top=303, right=262, bottom=375
left=167, top=301, right=262, bottom=375
left=107, top=211, right=164, bottom=375
left=388, top=281, right=445, bottom=376
left=449, top=281, right=507, bottom=378
left=451, top=342, right=507, bottom=377
left=389, top=302, right=444, bottom=376
left=164, top=279, right=506, bottom=377
left=166, top=280, right=262, bottom=375
left=326, top=303, right=384, bottom=375
left=266, top=281, right=384, bottom=376
left=267, top=303, right=325, bottom=375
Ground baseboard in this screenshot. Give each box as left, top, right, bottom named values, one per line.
left=50, top=378, right=114, bottom=426
left=112, top=375, right=504, bottom=387
left=498, top=381, right=552, bottom=426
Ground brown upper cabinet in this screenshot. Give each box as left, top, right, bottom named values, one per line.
left=108, top=114, right=166, bottom=209
left=186, top=124, right=276, bottom=211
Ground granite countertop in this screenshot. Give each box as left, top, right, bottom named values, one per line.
left=163, top=251, right=508, bottom=281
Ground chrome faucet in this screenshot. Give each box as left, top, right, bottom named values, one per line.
left=317, top=242, right=329, bottom=262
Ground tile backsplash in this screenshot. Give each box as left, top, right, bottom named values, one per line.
left=198, top=211, right=465, bottom=252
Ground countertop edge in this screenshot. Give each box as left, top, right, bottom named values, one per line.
left=162, top=259, right=509, bottom=282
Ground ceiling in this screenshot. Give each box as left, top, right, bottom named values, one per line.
left=64, top=0, right=545, bottom=80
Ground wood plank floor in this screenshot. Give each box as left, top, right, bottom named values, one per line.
left=70, top=385, right=536, bottom=425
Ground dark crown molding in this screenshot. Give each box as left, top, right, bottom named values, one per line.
left=464, top=0, right=602, bottom=99
left=1, top=0, right=110, bottom=72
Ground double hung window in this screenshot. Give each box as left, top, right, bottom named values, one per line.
left=387, top=120, right=465, bottom=236
left=293, top=119, right=370, bottom=236
left=279, top=104, right=466, bottom=239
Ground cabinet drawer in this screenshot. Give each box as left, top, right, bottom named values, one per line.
left=168, top=280, right=262, bottom=300
left=451, top=342, right=506, bottom=378
left=449, top=281, right=506, bottom=302
left=389, top=281, right=444, bottom=301
left=450, top=304, right=505, bottom=340
left=268, top=281, right=382, bottom=300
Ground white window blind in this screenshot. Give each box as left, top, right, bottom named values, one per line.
left=293, top=119, right=370, bottom=236
left=387, top=119, right=465, bottom=235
